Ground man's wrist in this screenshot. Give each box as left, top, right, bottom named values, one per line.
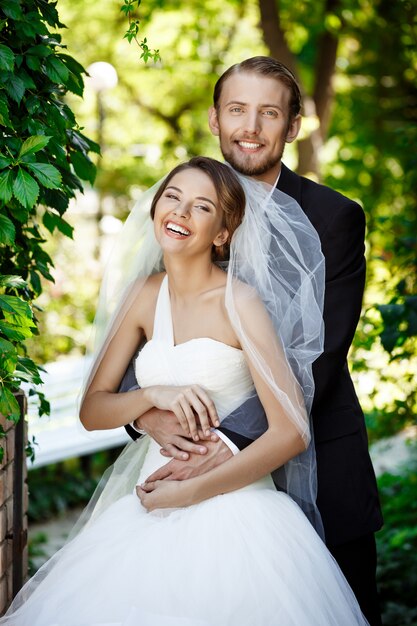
left=130, top=417, right=147, bottom=436
left=212, top=429, right=239, bottom=455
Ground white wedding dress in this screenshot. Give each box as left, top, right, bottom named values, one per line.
left=2, top=276, right=368, bottom=625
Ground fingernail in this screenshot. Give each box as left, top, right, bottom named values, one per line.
left=215, top=420, right=220, bottom=427
left=193, top=435, right=199, bottom=441
left=182, top=453, right=187, bottom=459
left=205, top=430, right=211, bottom=437
left=199, top=447, right=206, bottom=453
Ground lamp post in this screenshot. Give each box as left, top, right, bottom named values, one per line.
left=86, top=62, right=118, bottom=259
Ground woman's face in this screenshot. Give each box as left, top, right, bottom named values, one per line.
left=153, top=168, right=229, bottom=258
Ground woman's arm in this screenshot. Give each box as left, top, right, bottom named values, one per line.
left=80, top=279, right=220, bottom=434
left=80, top=290, right=153, bottom=431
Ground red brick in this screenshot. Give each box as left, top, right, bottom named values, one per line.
left=0, top=575, right=8, bottom=616
left=0, top=509, right=6, bottom=543
left=5, top=430, right=14, bottom=465
left=5, top=499, right=13, bottom=535
left=0, top=543, right=5, bottom=577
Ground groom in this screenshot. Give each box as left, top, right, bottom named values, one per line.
left=124, top=57, right=382, bottom=624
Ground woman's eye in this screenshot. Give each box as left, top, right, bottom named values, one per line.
left=166, top=193, right=179, bottom=200
left=196, top=205, right=210, bottom=212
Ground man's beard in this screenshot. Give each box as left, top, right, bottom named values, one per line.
left=219, top=136, right=285, bottom=178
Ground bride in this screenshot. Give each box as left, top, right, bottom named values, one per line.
left=2, top=157, right=368, bottom=625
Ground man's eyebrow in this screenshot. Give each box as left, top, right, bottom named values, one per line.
left=224, top=100, right=284, bottom=112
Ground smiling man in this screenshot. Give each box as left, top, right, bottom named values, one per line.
left=123, top=57, right=382, bottom=625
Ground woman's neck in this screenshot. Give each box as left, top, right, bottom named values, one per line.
left=163, top=255, right=222, bottom=300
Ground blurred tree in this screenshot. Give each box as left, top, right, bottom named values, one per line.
left=36, top=0, right=416, bottom=441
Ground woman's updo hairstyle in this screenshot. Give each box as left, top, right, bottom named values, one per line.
left=150, top=156, right=246, bottom=261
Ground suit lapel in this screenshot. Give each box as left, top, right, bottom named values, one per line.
left=277, top=163, right=303, bottom=206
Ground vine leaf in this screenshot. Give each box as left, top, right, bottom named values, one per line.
left=0, top=387, right=20, bottom=423
left=0, top=44, right=14, bottom=71
left=19, top=135, right=51, bottom=158
left=25, top=162, right=62, bottom=188
left=0, top=214, right=16, bottom=245
left=0, top=170, right=14, bottom=204
left=13, top=168, right=39, bottom=208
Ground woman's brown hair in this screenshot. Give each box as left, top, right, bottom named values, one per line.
left=150, top=156, right=245, bottom=261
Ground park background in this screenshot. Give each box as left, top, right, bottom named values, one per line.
left=0, top=0, right=416, bottom=624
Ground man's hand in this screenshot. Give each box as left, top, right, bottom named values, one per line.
left=136, top=407, right=219, bottom=461
left=144, top=437, right=233, bottom=482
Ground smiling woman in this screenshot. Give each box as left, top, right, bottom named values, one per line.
left=150, top=156, right=245, bottom=261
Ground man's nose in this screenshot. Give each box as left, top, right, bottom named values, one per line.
left=243, top=111, right=261, bottom=134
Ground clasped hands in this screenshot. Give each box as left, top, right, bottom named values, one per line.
left=135, top=384, right=233, bottom=511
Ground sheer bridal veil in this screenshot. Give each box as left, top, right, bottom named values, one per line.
left=81, top=161, right=326, bottom=538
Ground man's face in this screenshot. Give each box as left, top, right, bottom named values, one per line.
left=209, top=72, right=301, bottom=184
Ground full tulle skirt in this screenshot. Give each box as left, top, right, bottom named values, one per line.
left=1, top=441, right=367, bottom=625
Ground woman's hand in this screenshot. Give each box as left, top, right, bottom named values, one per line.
left=146, top=385, right=219, bottom=441
left=136, top=479, right=194, bottom=511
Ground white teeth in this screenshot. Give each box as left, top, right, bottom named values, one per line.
left=238, top=141, right=262, bottom=149
left=166, top=222, right=190, bottom=236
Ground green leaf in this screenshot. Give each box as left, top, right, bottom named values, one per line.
left=0, top=44, right=14, bottom=71
left=0, top=294, right=32, bottom=319
left=13, top=168, right=39, bottom=208
left=0, top=214, right=16, bottom=244
left=25, top=162, right=62, bottom=189
left=19, top=135, right=51, bottom=158
left=0, top=170, right=14, bottom=204
left=0, top=336, right=18, bottom=375
left=0, top=320, right=33, bottom=341
left=0, top=98, right=11, bottom=126
left=26, top=55, right=41, bottom=71
left=27, top=45, right=52, bottom=58
left=5, top=74, right=25, bottom=104
left=0, top=154, right=13, bottom=168
left=70, top=151, right=96, bottom=184
left=43, top=211, right=73, bottom=238
left=1, top=0, right=23, bottom=20
left=0, top=387, right=20, bottom=423
left=30, top=269, right=41, bottom=296
left=0, top=275, right=27, bottom=289
left=15, top=356, right=43, bottom=385
left=45, top=56, right=69, bottom=84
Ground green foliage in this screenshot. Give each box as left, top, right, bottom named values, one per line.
left=27, top=447, right=123, bottom=521
left=0, top=0, right=99, bottom=459
left=120, top=0, right=160, bottom=63
left=377, top=460, right=417, bottom=625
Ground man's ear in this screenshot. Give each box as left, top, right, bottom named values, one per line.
left=286, top=114, right=302, bottom=144
left=208, top=106, right=220, bottom=137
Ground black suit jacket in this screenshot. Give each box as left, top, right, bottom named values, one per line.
left=275, top=163, right=382, bottom=545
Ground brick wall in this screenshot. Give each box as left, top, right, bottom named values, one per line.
left=0, top=392, right=28, bottom=616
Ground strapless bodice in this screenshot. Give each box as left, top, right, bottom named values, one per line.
left=135, top=276, right=255, bottom=419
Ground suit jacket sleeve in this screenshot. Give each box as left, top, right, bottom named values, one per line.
left=312, top=198, right=366, bottom=409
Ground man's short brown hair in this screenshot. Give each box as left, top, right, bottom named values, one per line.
left=213, top=56, right=301, bottom=120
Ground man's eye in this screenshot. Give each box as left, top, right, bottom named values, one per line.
left=264, top=110, right=278, bottom=117
left=230, top=107, right=242, bottom=113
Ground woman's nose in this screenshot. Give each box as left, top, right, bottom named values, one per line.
left=173, top=202, right=190, bottom=218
